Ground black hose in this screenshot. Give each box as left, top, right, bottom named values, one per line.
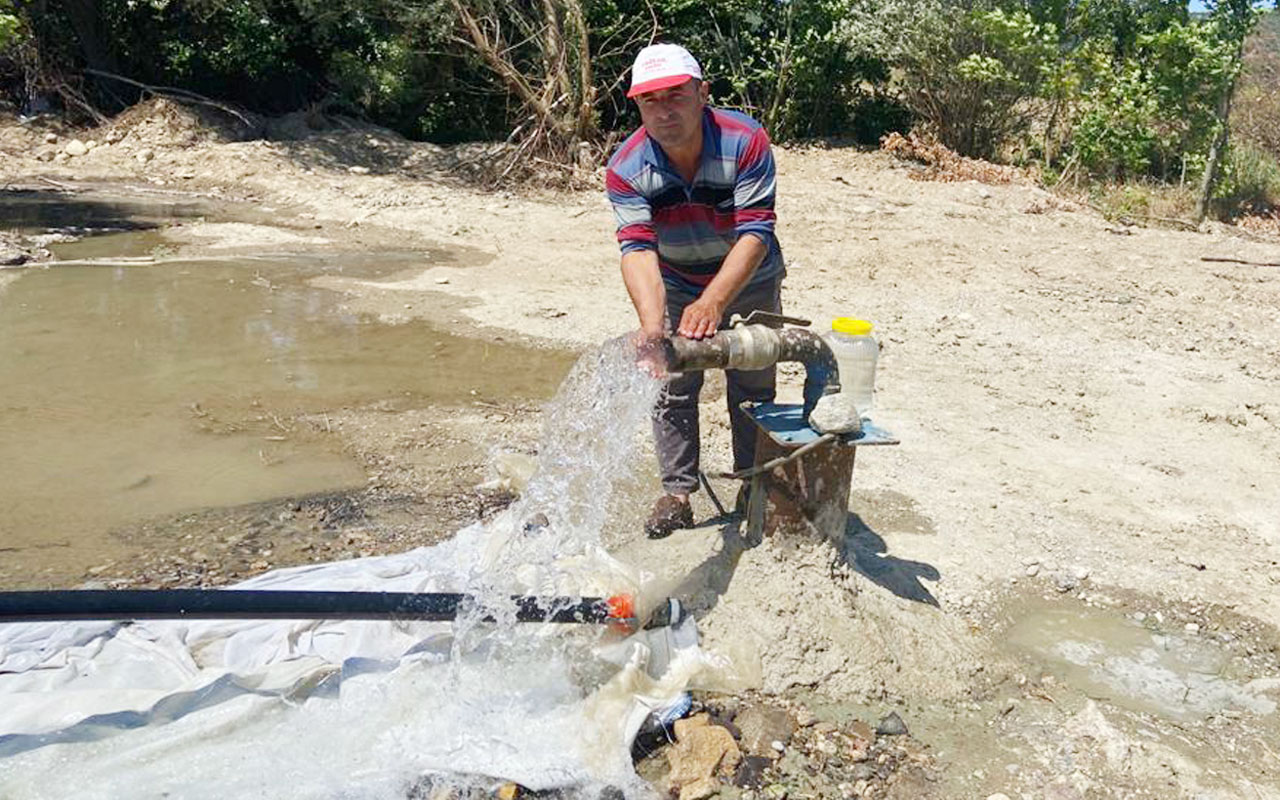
left=0, top=590, right=634, bottom=627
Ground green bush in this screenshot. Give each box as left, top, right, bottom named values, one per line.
left=1215, top=141, right=1280, bottom=213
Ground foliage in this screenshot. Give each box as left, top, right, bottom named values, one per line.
left=0, top=1, right=19, bottom=51
left=841, top=0, right=1056, bottom=159
left=1215, top=140, right=1280, bottom=213
left=1233, top=10, right=1280, bottom=157
left=625, top=0, right=889, bottom=141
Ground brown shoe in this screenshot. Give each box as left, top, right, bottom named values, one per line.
left=645, top=494, right=694, bottom=539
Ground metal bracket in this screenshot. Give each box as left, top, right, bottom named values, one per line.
left=729, top=310, right=811, bottom=329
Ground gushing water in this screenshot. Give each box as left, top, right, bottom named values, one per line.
left=0, top=338, right=684, bottom=799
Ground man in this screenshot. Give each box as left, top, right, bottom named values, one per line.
left=606, top=43, right=786, bottom=539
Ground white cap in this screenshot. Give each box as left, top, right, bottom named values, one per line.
left=627, top=43, right=702, bottom=98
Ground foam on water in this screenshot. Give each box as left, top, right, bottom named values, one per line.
left=0, top=338, right=685, bottom=799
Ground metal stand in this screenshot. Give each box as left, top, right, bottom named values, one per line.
left=738, top=402, right=898, bottom=544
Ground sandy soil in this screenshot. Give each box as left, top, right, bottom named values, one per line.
left=3, top=101, right=1280, bottom=799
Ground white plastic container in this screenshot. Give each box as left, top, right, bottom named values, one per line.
left=824, top=318, right=878, bottom=417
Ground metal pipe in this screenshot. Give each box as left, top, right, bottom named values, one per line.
left=0, top=590, right=649, bottom=629
left=663, top=325, right=840, bottom=416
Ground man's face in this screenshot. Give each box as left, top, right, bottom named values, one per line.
left=635, top=79, right=708, bottom=152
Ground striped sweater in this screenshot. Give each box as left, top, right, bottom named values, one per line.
left=605, top=107, right=784, bottom=293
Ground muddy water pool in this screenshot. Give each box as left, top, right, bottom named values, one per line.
left=1, top=204, right=573, bottom=586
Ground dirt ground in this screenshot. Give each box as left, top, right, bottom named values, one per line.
left=3, top=101, right=1280, bottom=799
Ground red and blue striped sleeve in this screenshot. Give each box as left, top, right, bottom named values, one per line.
left=605, top=167, right=657, bottom=254
left=733, top=125, right=777, bottom=243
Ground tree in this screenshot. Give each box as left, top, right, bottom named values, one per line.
left=1194, top=0, right=1275, bottom=222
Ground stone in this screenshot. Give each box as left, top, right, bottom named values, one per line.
left=104, top=129, right=124, bottom=144
left=1026, top=564, right=1041, bottom=577
left=348, top=165, right=370, bottom=174
left=678, top=776, right=719, bottom=800
left=53, top=152, right=69, bottom=163
left=63, top=139, right=88, bottom=156
left=733, top=755, right=772, bottom=788
left=0, top=248, right=28, bottom=266
left=809, top=391, right=861, bottom=434
left=792, top=706, right=816, bottom=727
left=1185, top=622, right=1200, bottom=635
left=875, top=711, right=909, bottom=736
left=43, top=132, right=58, bottom=144
left=735, top=705, right=797, bottom=758
left=495, top=783, right=522, bottom=800
left=986, top=794, right=1013, bottom=800
left=668, top=715, right=742, bottom=792
left=137, top=148, right=155, bottom=163
left=847, top=719, right=874, bottom=743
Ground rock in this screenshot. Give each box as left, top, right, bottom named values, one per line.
left=63, top=139, right=88, bottom=156
left=104, top=129, right=124, bottom=144
left=0, top=248, right=28, bottom=266
left=43, top=132, right=58, bottom=144
left=670, top=721, right=742, bottom=793
left=735, top=705, right=796, bottom=758
left=136, top=148, right=155, bottom=163
left=792, top=706, right=816, bottom=727
left=434, top=276, right=450, bottom=284
left=86, top=140, right=98, bottom=150
left=348, top=165, right=370, bottom=174
left=1055, top=573, right=1079, bottom=593
left=1073, top=566, right=1090, bottom=581
left=678, top=776, right=719, bottom=800
left=495, top=783, right=522, bottom=800
left=875, top=711, right=909, bottom=736
left=733, top=755, right=772, bottom=788
left=1185, top=622, right=1200, bottom=635
left=53, top=152, right=70, bottom=163
left=809, top=391, right=861, bottom=435
left=847, top=719, right=874, bottom=743
left=1025, top=563, right=1041, bottom=577
left=668, top=717, right=741, bottom=796
left=986, top=794, right=1013, bottom=800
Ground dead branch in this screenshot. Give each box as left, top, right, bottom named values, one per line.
left=1200, top=257, right=1280, bottom=267
left=84, top=68, right=256, bottom=128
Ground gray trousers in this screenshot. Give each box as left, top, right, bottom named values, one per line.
left=655, top=279, right=783, bottom=494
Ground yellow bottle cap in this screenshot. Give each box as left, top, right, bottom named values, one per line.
left=831, top=318, right=874, bottom=336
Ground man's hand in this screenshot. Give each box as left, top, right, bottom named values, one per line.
left=632, top=329, right=669, bottom=379
left=677, top=295, right=724, bottom=339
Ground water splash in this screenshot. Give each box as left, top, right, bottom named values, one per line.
left=0, top=335, right=680, bottom=800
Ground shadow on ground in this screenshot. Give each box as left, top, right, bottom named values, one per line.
left=666, top=503, right=941, bottom=622
left=841, top=512, right=940, bottom=606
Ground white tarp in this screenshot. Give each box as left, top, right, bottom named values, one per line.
left=0, top=520, right=703, bottom=799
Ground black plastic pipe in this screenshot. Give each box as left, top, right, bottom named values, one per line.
left=0, top=590, right=641, bottom=629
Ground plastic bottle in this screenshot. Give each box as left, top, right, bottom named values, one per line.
left=824, top=318, right=878, bottom=417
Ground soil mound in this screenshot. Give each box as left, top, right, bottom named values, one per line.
left=108, top=97, right=261, bottom=148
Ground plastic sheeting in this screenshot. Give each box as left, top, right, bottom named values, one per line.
left=0, top=521, right=702, bottom=799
